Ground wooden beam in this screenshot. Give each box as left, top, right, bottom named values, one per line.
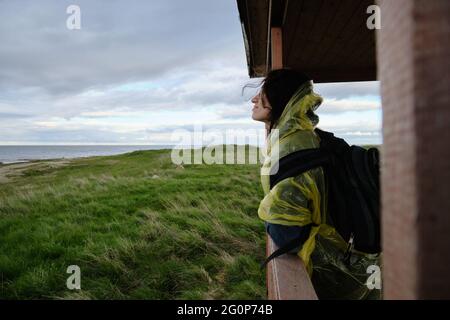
left=271, top=27, right=283, bottom=70
left=266, top=234, right=318, bottom=300
left=237, top=0, right=270, bottom=77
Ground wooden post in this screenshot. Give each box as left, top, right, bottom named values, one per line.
left=377, top=0, right=450, bottom=299
left=271, top=27, right=283, bottom=70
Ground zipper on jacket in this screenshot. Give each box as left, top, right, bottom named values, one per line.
left=343, top=233, right=354, bottom=266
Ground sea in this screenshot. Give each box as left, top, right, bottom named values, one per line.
left=0, top=145, right=174, bottom=164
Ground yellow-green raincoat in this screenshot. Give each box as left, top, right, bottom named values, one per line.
left=258, top=81, right=381, bottom=299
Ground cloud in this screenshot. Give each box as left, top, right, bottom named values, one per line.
left=0, top=0, right=243, bottom=96
left=318, top=98, right=380, bottom=113
left=0, top=112, right=33, bottom=119
left=0, top=56, right=250, bottom=120
left=315, top=81, right=380, bottom=99
left=0, top=1, right=382, bottom=145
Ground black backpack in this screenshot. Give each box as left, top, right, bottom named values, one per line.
left=262, top=128, right=381, bottom=268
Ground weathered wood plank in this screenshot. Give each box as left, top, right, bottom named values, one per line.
left=266, top=234, right=318, bottom=300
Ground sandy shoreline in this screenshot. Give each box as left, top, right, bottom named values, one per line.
left=0, top=159, right=71, bottom=183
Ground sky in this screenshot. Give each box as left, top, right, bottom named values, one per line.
left=0, top=0, right=382, bottom=146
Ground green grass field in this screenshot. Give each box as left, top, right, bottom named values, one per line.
left=0, top=146, right=266, bottom=299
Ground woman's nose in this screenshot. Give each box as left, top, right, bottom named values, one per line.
left=251, top=94, right=259, bottom=103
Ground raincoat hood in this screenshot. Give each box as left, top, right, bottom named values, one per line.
left=271, top=80, right=322, bottom=136
left=261, top=81, right=323, bottom=195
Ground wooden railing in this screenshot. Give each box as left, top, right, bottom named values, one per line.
left=266, top=234, right=318, bottom=300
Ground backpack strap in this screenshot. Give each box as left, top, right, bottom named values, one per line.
left=269, top=128, right=346, bottom=189
left=269, top=148, right=330, bottom=189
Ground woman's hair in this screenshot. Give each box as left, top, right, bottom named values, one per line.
left=261, top=68, right=312, bottom=131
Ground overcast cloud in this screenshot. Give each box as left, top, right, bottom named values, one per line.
left=0, top=0, right=381, bottom=146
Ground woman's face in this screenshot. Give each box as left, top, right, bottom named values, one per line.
left=251, top=91, right=271, bottom=123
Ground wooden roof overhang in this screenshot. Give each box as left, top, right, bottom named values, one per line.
left=237, top=0, right=377, bottom=82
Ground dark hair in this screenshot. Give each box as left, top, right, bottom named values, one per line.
left=262, top=69, right=311, bottom=131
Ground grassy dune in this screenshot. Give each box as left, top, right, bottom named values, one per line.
left=0, top=146, right=266, bottom=299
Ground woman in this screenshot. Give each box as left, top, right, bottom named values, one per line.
left=251, top=68, right=381, bottom=300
